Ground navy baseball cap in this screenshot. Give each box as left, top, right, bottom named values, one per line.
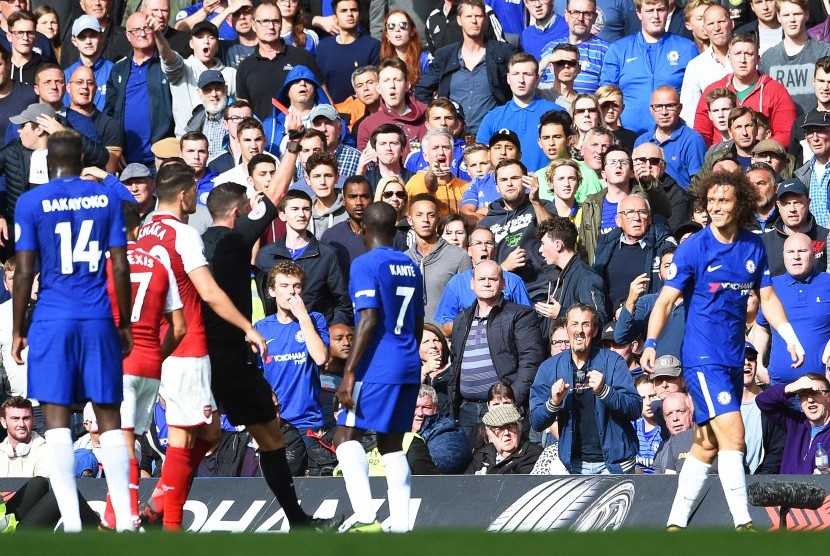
left=489, top=128, right=521, bottom=150
left=745, top=341, right=757, bottom=355
left=800, top=110, right=830, bottom=128
left=198, top=69, right=225, bottom=89
left=191, top=21, right=219, bottom=37
left=776, top=177, right=809, bottom=199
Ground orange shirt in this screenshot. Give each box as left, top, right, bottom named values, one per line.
left=335, top=96, right=369, bottom=131
left=405, top=171, right=469, bottom=218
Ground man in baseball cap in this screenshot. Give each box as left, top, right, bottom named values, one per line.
left=651, top=354, right=686, bottom=400
left=751, top=139, right=789, bottom=181
left=762, top=175, right=829, bottom=276
left=794, top=111, right=830, bottom=226
left=489, top=128, right=522, bottom=166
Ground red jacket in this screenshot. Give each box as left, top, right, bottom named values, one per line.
left=356, top=95, right=427, bottom=156
left=693, top=73, right=797, bottom=148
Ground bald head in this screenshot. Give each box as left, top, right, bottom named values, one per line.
left=472, top=259, right=504, bottom=303
left=632, top=142, right=665, bottom=180
left=67, top=66, right=96, bottom=109
left=783, top=232, right=815, bottom=279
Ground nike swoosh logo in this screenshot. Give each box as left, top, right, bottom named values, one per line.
left=707, top=264, right=722, bottom=272
left=626, top=57, right=638, bottom=63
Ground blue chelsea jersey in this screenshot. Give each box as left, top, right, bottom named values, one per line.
left=349, top=247, right=425, bottom=384
left=666, top=226, right=770, bottom=368
left=14, top=176, right=126, bottom=320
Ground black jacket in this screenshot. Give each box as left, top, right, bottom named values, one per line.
left=661, top=174, right=692, bottom=233
left=448, top=298, right=545, bottom=417
left=593, top=222, right=676, bottom=309
left=0, top=132, right=107, bottom=223
left=465, top=438, right=543, bottom=475
left=762, top=214, right=829, bottom=277
left=413, top=40, right=516, bottom=106
left=202, top=196, right=279, bottom=347
left=0, top=139, right=32, bottom=220
left=544, top=254, right=607, bottom=337
left=255, top=234, right=353, bottom=326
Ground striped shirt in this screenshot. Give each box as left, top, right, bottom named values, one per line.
left=459, top=313, right=500, bottom=401
left=539, top=35, right=610, bottom=94
left=634, top=418, right=662, bottom=474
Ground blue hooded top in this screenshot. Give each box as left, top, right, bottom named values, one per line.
left=262, top=65, right=354, bottom=156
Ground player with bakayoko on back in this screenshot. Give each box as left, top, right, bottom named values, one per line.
left=12, top=130, right=135, bottom=531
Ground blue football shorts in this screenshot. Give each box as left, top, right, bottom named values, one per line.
left=335, top=381, right=419, bottom=434
left=27, top=318, right=123, bottom=406
left=683, top=364, right=742, bottom=425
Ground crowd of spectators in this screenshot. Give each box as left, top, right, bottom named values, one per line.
left=3, top=0, right=830, bottom=496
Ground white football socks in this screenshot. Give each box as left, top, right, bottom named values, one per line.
left=718, top=450, right=752, bottom=527
left=667, top=454, right=710, bottom=528
left=99, top=429, right=134, bottom=531
left=45, top=428, right=82, bottom=532
left=335, top=440, right=376, bottom=524
left=381, top=451, right=411, bottom=533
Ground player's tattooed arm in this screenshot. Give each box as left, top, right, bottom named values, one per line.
left=335, top=308, right=378, bottom=410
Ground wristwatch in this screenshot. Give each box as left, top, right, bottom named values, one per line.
left=287, top=140, right=301, bottom=154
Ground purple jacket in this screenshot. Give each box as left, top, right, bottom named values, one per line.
left=809, top=17, right=830, bottom=44
left=755, top=384, right=830, bottom=474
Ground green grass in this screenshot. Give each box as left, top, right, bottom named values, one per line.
left=3, top=529, right=828, bottom=556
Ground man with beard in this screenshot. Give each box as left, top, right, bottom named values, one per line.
left=320, top=176, right=374, bottom=281
left=530, top=302, right=641, bottom=474
left=184, top=69, right=228, bottom=161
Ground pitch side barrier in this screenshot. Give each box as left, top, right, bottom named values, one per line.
left=3, top=475, right=830, bottom=532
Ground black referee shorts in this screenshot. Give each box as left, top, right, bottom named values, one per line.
left=209, top=344, right=276, bottom=427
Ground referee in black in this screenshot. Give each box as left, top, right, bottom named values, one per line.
left=201, top=144, right=340, bottom=531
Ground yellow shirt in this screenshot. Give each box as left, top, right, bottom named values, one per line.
left=405, top=171, right=469, bottom=218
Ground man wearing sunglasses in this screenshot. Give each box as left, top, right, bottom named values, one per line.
left=634, top=85, right=706, bottom=191
left=632, top=142, right=691, bottom=232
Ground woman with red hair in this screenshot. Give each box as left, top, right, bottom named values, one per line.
left=380, top=9, right=431, bottom=86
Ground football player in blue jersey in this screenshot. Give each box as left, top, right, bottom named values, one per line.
left=642, top=171, right=804, bottom=531
left=11, top=130, right=135, bottom=532
left=333, top=201, right=425, bottom=533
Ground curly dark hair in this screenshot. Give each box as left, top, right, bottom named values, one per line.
left=535, top=216, right=578, bottom=251
left=697, top=171, right=760, bottom=228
